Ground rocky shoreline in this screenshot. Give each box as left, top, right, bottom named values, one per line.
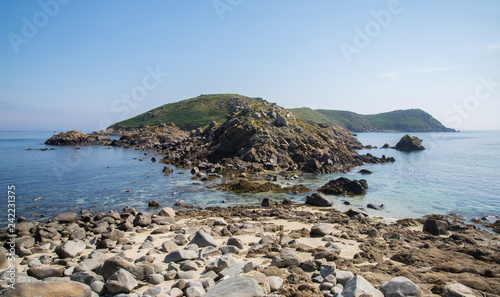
left=1, top=202, right=499, bottom=297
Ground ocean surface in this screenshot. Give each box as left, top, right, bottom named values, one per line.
left=1, top=130, right=499, bottom=223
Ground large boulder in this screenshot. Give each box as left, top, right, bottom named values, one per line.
left=311, top=223, right=334, bottom=236
left=423, top=219, right=449, bottom=235
left=305, top=192, right=333, bottom=207
left=2, top=281, right=92, bottom=297
left=188, top=230, right=218, bottom=248
left=159, top=207, right=176, bottom=218
left=27, top=265, right=65, bottom=279
left=133, top=212, right=152, bottom=227
left=318, top=177, right=368, bottom=195
left=271, top=248, right=302, bottom=268
left=342, top=275, right=384, bottom=297
left=203, top=276, right=263, bottom=297
left=105, top=268, right=138, bottom=294
left=164, top=249, right=198, bottom=263
left=395, top=134, right=425, bottom=151
left=380, top=276, right=422, bottom=297
left=55, top=240, right=86, bottom=259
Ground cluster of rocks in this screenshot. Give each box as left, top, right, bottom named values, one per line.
left=2, top=203, right=499, bottom=297
left=318, top=177, right=369, bottom=196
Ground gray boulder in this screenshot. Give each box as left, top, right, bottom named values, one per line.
left=218, top=261, right=254, bottom=279
left=305, top=192, right=333, bottom=207
left=27, top=265, right=65, bottom=279
left=133, top=212, right=151, bottom=227
left=342, top=275, right=383, bottom=297
left=380, top=276, right=422, bottom=297
left=311, top=223, right=334, bottom=236
left=105, top=268, right=138, bottom=294
left=271, top=248, right=302, bottom=268
left=442, top=283, right=476, bottom=297
left=188, top=230, right=218, bottom=248
left=227, top=237, right=244, bottom=249
left=55, top=240, right=86, bottom=259
left=203, top=276, right=263, bottom=297
left=164, top=249, right=197, bottom=263
left=52, top=212, right=78, bottom=223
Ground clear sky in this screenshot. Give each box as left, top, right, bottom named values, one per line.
left=1, top=0, right=499, bottom=131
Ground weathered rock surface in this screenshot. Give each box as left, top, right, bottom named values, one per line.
left=318, top=177, right=369, bottom=195
left=2, top=281, right=92, bottom=297
left=203, top=276, right=263, bottom=297
left=305, top=192, right=333, bottom=207
left=395, top=134, right=425, bottom=151
left=342, top=275, right=384, bottom=297
left=55, top=240, right=86, bottom=259
left=271, top=248, right=302, bottom=268
left=380, top=276, right=422, bottom=297
left=105, top=268, right=138, bottom=294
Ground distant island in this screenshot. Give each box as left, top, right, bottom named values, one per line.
left=110, top=94, right=455, bottom=133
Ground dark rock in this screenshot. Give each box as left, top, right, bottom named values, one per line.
left=395, top=134, right=425, bottom=151
left=305, top=192, right=333, bottom=207
left=282, top=198, right=293, bottom=205
left=318, top=177, right=368, bottom=195
left=163, top=165, right=174, bottom=174
left=423, top=219, right=449, bottom=235
left=367, top=203, right=384, bottom=210
left=133, top=212, right=152, bottom=227
left=358, top=169, right=372, bottom=174
left=382, top=143, right=390, bottom=148
left=261, top=198, right=275, bottom=207
left=148, top=200, right=161, bottom=207
left=311, top=223, right=334, bottom=236
left=346, top=208, right=369, bottom=218
left=151, top=157, right=156, bottom=162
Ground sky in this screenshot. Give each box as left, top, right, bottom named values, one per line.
left=1, top=0, right=499, bottom=131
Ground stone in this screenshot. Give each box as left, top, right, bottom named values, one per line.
left=177, top=270, right=197, bottom=279
left=220, top=245, right=240, bottom=254
left=69, top=228, right=87, bottom=240
left=335, top=270, right=355, bottom=286
left=203, top=276, right=263, bottom=297
left=180, top=261, right=198, bottom=271
left=219, top=261, right=254, bottom=279
left=0, top=251, right=7, bottom=270
left=101, top=229, right=125, bottom=241
left=55, top=240, right=86, bottom=259
left=199, top=246, right=222, bottom=258
left=70, top=271, right=104, bottom=286
left=342, top=275, right=383, bottom=297
left=98, top=256, right=160, bottom=281
left=105, top=268, right=138, bottom=294
left=261, top=198, right=275, bottom=207
left=380, top=276, right=422, bottom=297
left=320, top=262, right=337, bottom=278
left=275, top=113, right=289, bottom=127
left=185, top=286, right=205, bottom=297
left=268, top=276, right=284, bottom=291
left=172, top=234, right=189, bottom=245
left=159, top=207, right=176, bottom=218
left=423, top=219, right=449, bottom=235
left=311, top=223, right=334, bottom=236
left=206, top=254, right=236, bottom=273
left=188, top=230, right=218, bottom=248
left=2, top=281, right=92, bottom=297
left=214, top=218, right=228, bottom=226
left=271, top=248, right=302, bottom=268
left=27, top=265, right=65, bottom=279
left=442, top=283, right=476, bottom=297
left=318, top=177, right=369, bottom=196
left=90, top=280, right=105, bottom=295
left=53, top=212, right=78, bottom=223
left=395, top=134, right=425, bottom=151
left=227, top=237, right=244, bottom=249
left=144, top=285, right=166, bottom=296
left=133, top=212, right=151, bottom=227
left=305, top=192, right=333, bottom=207
left=162, top=240, right=179, bottom=253
left=346, top=208, right=369, bottom=218
left=148, top=200, right=160, bottom=207
left=367, top=203, right=384, bottom=210
left=164, top=249, right=197, bottom=263
left=163, top=165, right=174, bottom=174
left=148, top=273, right=164, bottom=285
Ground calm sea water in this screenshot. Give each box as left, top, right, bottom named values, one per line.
left=1, top=130, right=499, bottom=222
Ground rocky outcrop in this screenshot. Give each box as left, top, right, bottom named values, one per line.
left=318, top=177, right=369, bottom=195
left=46, top=99, right=394, bottom=176
left=395, top=134, right=426, bottom=151
left=215, top=180, right=311, bottom=194
left=45, top=130, right=113, bottom=146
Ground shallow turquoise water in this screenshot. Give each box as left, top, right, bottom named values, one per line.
left=1, top=130, right=499, bottom=222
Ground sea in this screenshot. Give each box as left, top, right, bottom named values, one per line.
left=1, top=130, right=499, bottom=224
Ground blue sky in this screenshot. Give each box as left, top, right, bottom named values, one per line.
left=1, top=0, right=499, bottom=131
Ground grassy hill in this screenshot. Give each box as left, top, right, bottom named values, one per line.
left=291, top=108, right=455, bottom=132
left=110, top=93, right=455, bottom=132
left=111, top=94, right=266, bottom=130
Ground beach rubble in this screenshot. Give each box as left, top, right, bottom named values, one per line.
left=0, top=203, right=499, bottom=297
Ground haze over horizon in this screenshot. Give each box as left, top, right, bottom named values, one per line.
left=1, top=1, right=499, bottom=131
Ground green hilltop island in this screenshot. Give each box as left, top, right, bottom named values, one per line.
left=46, top=94, right=453, bottom=177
